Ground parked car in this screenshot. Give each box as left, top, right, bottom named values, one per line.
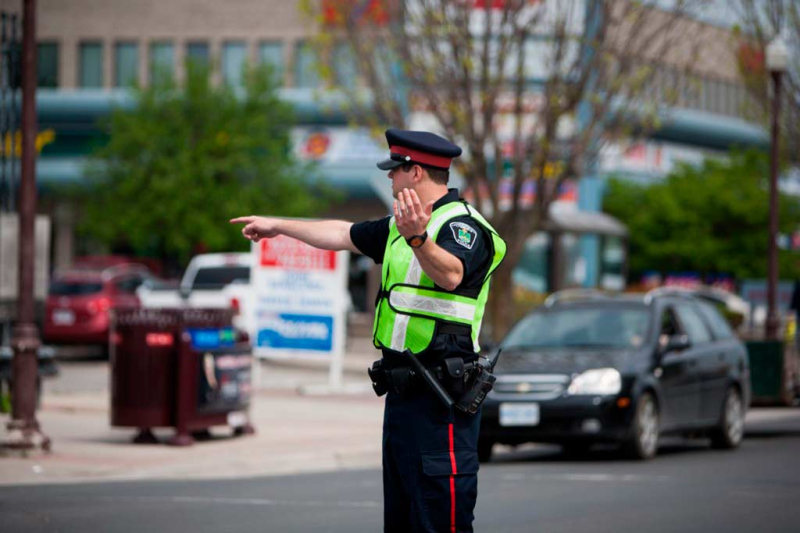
left=71, top=255, right=165, bottom=277
left=655, top=285, right=754, bottom=332
left=479, top=288, right=751, bottom=461
left=43, top=264, right=152, bottom=350
left=136, top=253, right=252, bottom=336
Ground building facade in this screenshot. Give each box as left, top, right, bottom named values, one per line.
left=0, top=0, right=769, bottom=304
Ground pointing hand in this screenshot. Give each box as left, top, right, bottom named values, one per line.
left=229, top=216, right=280, bottom=242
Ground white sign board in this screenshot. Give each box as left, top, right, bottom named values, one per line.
left=0, top=214, right=51, bottom=302
left=250, top=234, right=349, bottom=368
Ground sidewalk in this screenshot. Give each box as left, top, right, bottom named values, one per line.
left=0, top=336, right=386, bottom=486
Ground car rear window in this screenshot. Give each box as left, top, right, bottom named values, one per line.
left=502, top=306, right=651, bottom=349
left=695, top=302, right=735, bottom=339
left=191, top=266, right=249, bottom=290
left=49, top=281, right=103, bottom=296
left=674, top=303, right=713, bottom=344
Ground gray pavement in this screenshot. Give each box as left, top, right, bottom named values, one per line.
left=2, top=411, right=800, bottom=533
left=2, top=335, right=800, bottom=492
left=0, top=336, right=385, bottom=486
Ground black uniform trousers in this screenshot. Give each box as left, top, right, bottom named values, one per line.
left=382, top=385, right=481, bottom=532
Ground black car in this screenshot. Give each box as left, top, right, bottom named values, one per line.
left=479, top=288, right=751, bottom=461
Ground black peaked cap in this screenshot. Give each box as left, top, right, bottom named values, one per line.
left=376, top=128, right=462, bottom=171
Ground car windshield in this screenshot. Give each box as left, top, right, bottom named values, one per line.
left=502, top=306, right=651, bottom=349
left=49, top=280, right=103, bottom=296
left=191, top=266, right=249, bottom=290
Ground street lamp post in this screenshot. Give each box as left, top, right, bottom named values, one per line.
left=4, top=0, right=48, bottom=451
left=765, top=36, right=789, bottom=340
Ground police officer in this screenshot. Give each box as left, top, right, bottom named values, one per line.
left=231, top=128, right=506, bottom=533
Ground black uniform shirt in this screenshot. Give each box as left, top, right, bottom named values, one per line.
left=350, top=189, right=493, bottom=360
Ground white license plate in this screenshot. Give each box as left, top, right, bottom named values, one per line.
left=53, top=309, right=75, bottom=325
left=499, top=402, right=540, bottom=427
left=227, top=411, right=247, bottom=428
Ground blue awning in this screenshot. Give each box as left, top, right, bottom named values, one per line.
left=653, top=108, right=768, bottom=150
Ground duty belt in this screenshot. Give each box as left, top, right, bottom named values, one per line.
left=367, top=350, right=502, bottom=415
left=368, top=356, right=476, bottom=399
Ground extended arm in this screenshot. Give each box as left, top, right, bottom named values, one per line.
left=229, top=216, right=360, bottom=254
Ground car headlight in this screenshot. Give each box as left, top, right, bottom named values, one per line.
left=567, top=368, right=621, bottom=395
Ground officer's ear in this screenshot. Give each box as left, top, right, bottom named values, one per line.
left=412, top=164, right=425, bottom=183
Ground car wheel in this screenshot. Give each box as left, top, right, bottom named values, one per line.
left=710, top=386, right=744, bottom=450
left=623, top=391, right=659, bottom=460
left=477, top=438, right=494, bottom=463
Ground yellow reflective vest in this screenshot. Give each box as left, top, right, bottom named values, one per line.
left=372, top=200, right=506, bottom=354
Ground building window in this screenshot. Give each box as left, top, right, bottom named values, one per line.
left=258, top=41, right=284, bottom=84
left=149, top=41, right=174, bottom=84
left=37, top=42, right=58, bottom=88
left=293, top=41, right=319, bottom=88
left=515, top=232, right=550, bottom=293
left=186, top=41, right=210, bottom=69
left=79, top=41, right=103, bottom=88
left=114, top=42, right=139, bottom=87
left=600, top=236, right=625, bottom=291
left=222, top=41, right=247, bottom=86
left=333, top=42, right=356, bottom=88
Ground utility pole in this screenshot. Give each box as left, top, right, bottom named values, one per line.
left=4, top=0, right=48, bottom=452
left=765, top=36, right=789, bottom=341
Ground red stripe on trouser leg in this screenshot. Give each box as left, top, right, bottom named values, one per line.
left=450, top=477, right=456, bottom=532
left=449, top=423, right=457, bottom=533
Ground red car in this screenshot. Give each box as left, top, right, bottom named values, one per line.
left=43, top=264, right=152, bottom=348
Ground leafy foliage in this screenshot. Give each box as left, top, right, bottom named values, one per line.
left=80, top=63, right=333, bottom=265
left=603, top=151, right=800, bottom=281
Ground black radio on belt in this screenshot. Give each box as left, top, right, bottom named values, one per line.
left=454, top=362, right=497, bottom=414
left=368, top=360, right=389, bottom=397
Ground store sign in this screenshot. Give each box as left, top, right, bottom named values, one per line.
left=259, top=237, right=337, bottom=270
left=740, top=280, right=794, bottom=311
left=292, top=127, right=385, bottom=164
left=256, top=313, right=334, bottom=352
left=251, top=234, right=349, bottom=360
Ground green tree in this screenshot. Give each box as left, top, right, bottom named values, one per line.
left=80, top=63, right=331, bottom=266
left=603, top=151, right=800, bottom=282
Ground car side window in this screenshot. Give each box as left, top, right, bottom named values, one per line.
left=658, top=307, right=682, bottom=350
left=674, top=303, right=713, bottom=345
left=695, top=302, right=734, bottom=340
left=114, top=276, right=143, bottom=294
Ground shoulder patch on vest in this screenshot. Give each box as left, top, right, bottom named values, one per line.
left=450, top=222, right=477, bottom=250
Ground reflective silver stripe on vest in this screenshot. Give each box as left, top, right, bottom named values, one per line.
left=389, top=291, right=476, bottom=322
left=389, top=204, right=469, bottom=351
left=391, top=258, right=421, bottom=351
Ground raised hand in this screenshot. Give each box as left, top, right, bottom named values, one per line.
left=229, top=216, right=281, bottom=242
left=393, top=188, right=434, bottom=240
